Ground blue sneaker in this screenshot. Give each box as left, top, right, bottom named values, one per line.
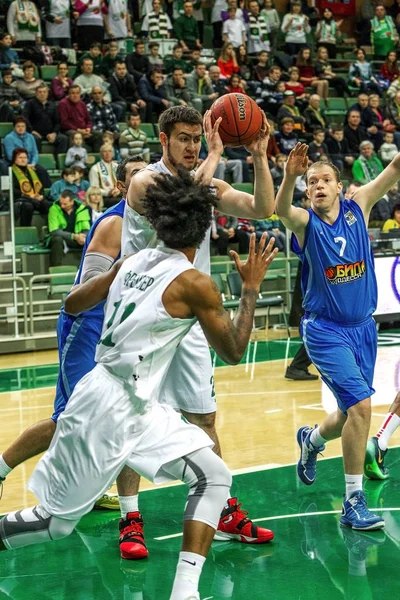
left=339, top=491, right=385, bottom=531
left=296, top=426, right=325, bottom=486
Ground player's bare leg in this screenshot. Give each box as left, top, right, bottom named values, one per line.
left=181, top=410, right=221, bottom=457
left=365, top=391, right=400, bottom=480
left=342, top=398, right=371, bottom=475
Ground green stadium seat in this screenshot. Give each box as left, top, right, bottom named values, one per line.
left=58, top=154, right=67, bottom=169
left=0, top=122, right=13, bottom=137
left=87, top=153, right=100, bottom=165
left=48, top=265, right=78, bottom=296
left=324, top=97, right=348, bottom=118
left=38, top=154, right=57, bottom=170
left=14, top=226, right=40, bottom=253
left=40, top=65, right=59, bottom=81
left=140, top=123, right=157, bottom=139
left=232, top=183, right=254, bottom=194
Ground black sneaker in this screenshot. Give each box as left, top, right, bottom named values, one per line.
left=285, top=367, right=319, bottom=381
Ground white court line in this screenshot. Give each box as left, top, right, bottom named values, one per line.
left=218, top=389, right=318, bottom=397
left=264, top=409, right=282, bottom=414
left=0, top=405, right=53, bottom=413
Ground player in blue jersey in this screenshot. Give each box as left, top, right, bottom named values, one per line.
left=0, top=156, right=148, bottom=554
left=276, top=143, right=400, bottom=531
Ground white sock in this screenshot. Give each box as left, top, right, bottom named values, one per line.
left=309, top=427, right=326, bottom=448
left=119, top=495, right=139, bottom=520
left=170, top=552, right=206, bottom=600
left=345, top=474, right=363, bottom=499
left=376, top=413, right=400, bottom=451
left=0, top=455, right=12, bottom=480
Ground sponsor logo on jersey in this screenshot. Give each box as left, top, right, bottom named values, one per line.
left=124, top=270, right=154, bottom=291
left=325, top=260, right=365, bottom=284
left=344, top=210, right=357, bottom=226
left=236, top=95, right=246, bottom=121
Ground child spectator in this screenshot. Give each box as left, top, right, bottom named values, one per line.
left=72, top=166, right=90, bottom=202
left=275, top=80, right=286, bottom=104
left=227, top=73, right=246, bottom=94
left=382, top=203, right=400, bottom=231
left=270, top=153, right=287, bottom=190
left=85, top=186, right=104, bottom=223
left=49, top=168, right=78, bottom=202
left=308, top=128, right=329, bottom=162
left=0, top=32, right=21, bottom=77
left=148, top=42, right=164, bottom=71
left=222, top=7, right=247, bottom=48
left=76, top=42, right=103, bottom=76
left=165, top=44, right=190, bottom=75
left=65, top=132, right=88, bottom=169
left=315, top=7, right=342, bottom=59
left=275, top=117, right=298, bottom=155
left=119, top=111, right=150, bottom=162
left=261, top=0, right=280, bottom=51
left=267, top=118, right=280, bottom=162
left=255, top=213, right=286, bottom=252
left=102, top=131, right=121, bottom=162
left=348, top=48, right=381, bottom=96
left=0, top=69, right=22, bottom=120
left=326, top=124, right=354, bottom=171
left=379, top=131, right=399, bottom=165
left=285, top=66, right=308, bottom=102
left=252, top=50, right=270, bottom=83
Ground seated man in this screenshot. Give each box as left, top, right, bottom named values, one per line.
left=73, top=58, right=111, bottom=103
left=89, top=143, right=120, bottom=208
left=23, top=83, right=68, bottom=155
left=186, top=63, right=217, bottom=114
left=108, top=60, right=147, bottom=122
left=165, top=67, right=192, bottom=107
left=87, top=86, right=119, bottom=138
left=48, top=189, right=90, bottom=267
left=138, top=68, right=170, bottom=121
left=58, top=85, right=102, bottom=153
left=119, top=110, right=150, bottom=162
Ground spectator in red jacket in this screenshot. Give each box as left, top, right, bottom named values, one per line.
left=58, top=84, right=102, bottom=152
left=380, top=49, right=400, bottom=85
left=217, top=42, right=240, bottom=80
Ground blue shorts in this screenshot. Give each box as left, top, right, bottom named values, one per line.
left=301, top=314, right=377, bottom=414
left=52, top=311, right=103, bottom=422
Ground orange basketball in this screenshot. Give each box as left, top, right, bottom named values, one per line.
left=210, top=93, right=263, bottom=147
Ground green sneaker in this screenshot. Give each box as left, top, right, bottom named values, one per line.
left=364, top=437, right=389, bottom=480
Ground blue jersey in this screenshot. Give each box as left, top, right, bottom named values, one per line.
left=292, top=199, right=377, bottom=324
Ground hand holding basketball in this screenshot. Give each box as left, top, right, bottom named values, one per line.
left=244, top=111, right=270, bottom=157
left=286, top=143, right=309, bottom=178
left=203, top=110, right=223, bottom=157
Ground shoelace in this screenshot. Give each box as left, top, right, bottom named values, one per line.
left=228, top=502, right=253, bottom=528
left=349, top=493, right=372, bottom=518
left=120, top=518, right=144, bottom=539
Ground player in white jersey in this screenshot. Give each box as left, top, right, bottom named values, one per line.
left=0, top=171, right=278, bottom=600
left=117, top=105, right=277, bottom=555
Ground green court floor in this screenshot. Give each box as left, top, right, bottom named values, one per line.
left=1, top=452, right=400, bottom=599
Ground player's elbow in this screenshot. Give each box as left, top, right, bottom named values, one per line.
left=218, top=347, right=244, bottom=365
left=64, top=291, right=81, bottom=316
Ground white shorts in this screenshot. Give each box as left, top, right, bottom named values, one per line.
left=28, top=364, right=213, bottom=521
left=161, top=322, right=217, bottom=414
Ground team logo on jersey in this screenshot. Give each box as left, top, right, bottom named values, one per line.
left=344, top=210, right=357, bottom=226
left=325, top=260, right=365, bottom=284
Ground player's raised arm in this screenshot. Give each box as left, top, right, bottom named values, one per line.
left=212, top=112, right=275, bottom=219
left=353, top=151, right=400, bottom=217
left=186, top=234, right=278, bottom=365
left=275, top=143, right=310, bottom=245
left=126, top=168, right=159, bottom=214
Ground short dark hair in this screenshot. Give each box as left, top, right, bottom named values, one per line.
left=392, top=203, right=400, bottom=217
left=22, top=61, right=35, bottom=71
left=306, top=160, right=341, bottom=184
left=36, top=83, right=48, bottom=93
left=116, top=156, right=147, bottom=183
left=68, top=84, right=81, bottom=94
left=60, top=190, right=75, bottom=200
left=128, top=108, right=140, bottom=118
left=73, top=166, right=84, bottom=176
left=62, top=167, right=75, bottom=177
left=90, top=42, right=101, bottom=49
left=1, top=68, right=12, bottom=78
left=14, top=116, right=27, bottom=126
left=173, top=44, right=182, bottom=51
left=331, top=124, right=343, bottom=133
left=149, top=42, right=160, bottom=50
left=11, top=147, right=28, bottom=163
left=142, top=169, right=217, bottom=249
left=135, top=40, right=145, bottom=47
left=159, top=106, right=202, bottom=138
left=115, top=59, right=126, bottom=68
left=313, top=128, right=324, bottom=136
left=82, top=57, right=93, bottom=64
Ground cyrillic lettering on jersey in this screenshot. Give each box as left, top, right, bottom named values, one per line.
left=124, top=271, right=155, bottom=292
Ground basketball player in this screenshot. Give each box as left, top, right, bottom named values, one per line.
left=0, top=157, right=148, bottom=537
left=276, top=143, right=400, bottom=530
left=0, top=172, right=279, bottom=600
left=364, top=391, right=400, bottom=480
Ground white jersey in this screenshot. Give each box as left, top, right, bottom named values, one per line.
left=95, top=246, right=196, bottom=413
left=122, top=159, right=211, bottom=276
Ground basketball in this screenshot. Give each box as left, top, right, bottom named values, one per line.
left=210, top=93, right=263, bottom=147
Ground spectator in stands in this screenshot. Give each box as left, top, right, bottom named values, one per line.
left=12, top=61, right=44, bottom=101
left=49, top=167, right=78, bottom=202
left=370, top=4, right=398, bottom=60
left=365, top=93, right=394, bottom=147
left=275, top=117, right=298, bottom=155
left=72, top=166, right=90, bottom=200
left=370, top=188, right=399, bottom=226
left=270, top=153, right=286, bottom=190
left=261, top=0, right=280, bottom=51
left=74, top=58, right=111, bottom=103
left=343, top=109, right=369, bottom=157
left=315, top=7, right=343, bottom=59
left=186, top=48, right=201, bottom=73
left=217, top=43, right=240, bottom=80
left=76, top=42, right=103, bottom=77
left=138, top=68, right=170, bottom=120
left=3, top=116, right=51, bottom=185
left=267, top=118, right=280, bottom=162
left=142, top=0, right=173, bottom=39
left=174, top=1, right=201, bottom=52
left=352, top=140, right=384, bottom=184
left=379, top=131, right=399, bottom=164
left=41, top=0, right=72, bottom=48
left=59, top=85, right=100, bottom=152
left=87, top=86, right=119, bottom=138
left=223, top=6, right=246, bottom=48
left=186, top=63, right=217, bottom=113
left=296, top=47, right=328, bottom=101
left=386, top=90, right=400, bottom=131
left=255, top=64, right=282, bottom=116
left=65, top=132, right=88, bottom=169
left=237, top=44, right=252, bottom=81
left=326, top=124, right=354, bottom=171
left=247, top=0, right=270, bottom=54
left=285, top=66, right=307, bottom=102
left=126, top=40, right=151, bottom=84
left=380, top=50, right=400, bottom=88
left=348, top=93, right=375, bottom=131
left=213, top=156, right=243, bottom=183
left=252, top=50, right=270, bottom=84
left=209, top=65, right=228, bottom=97
left=303, top=93, right=325, bottom=133
left=88, top=143, right=120, bottom=208
left=227, top=72, right=246, bottom=94
left=315, top=46, right=348, bottom=97
left=85, top=186, right=104, bottom=223
left=348, top=48, right=381, bottom=96
left=165, top=44, right=191, bottom=74
left=102, top=131, right=120, bottom=161
left=148, top=42, right=164, bottom=70
left=11, top=147, right=51, bottom=226
left=50, top=62, right=73, bottom=101
left=0, top=69, right=22, bottom=121
left=119, top=111, right=150, bottom=161
left=109, top=60, right=146, bottom=122
left=211, top=212, right=250, bottom=256
left=74, top=0, right=106, bottom=51
left=48, top=189, right=90, bottom=266
left=7, top=0, right=42, bottom=48
left=281, top=0, right=310, bottom=56
left=165, top=67, right=192, bottom=107
left=308, top=128, right=329, bottom=162
left=382, top=203, right=400, bottom=231
left=254, top=213, right=286, bottom=252
left=0, top=33, right=21, bottom=76
left=23, top=84, right=68, bottom=155
left=101, top=41, right=124, bottom=78
left=224, top=145, right=252, bottom=182
left=277, top=90, right=305, bottom=132
left=104, top=0, right=132, bottom=42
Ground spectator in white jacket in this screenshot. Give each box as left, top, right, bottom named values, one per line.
left=281, top=0, right=310, bottom=56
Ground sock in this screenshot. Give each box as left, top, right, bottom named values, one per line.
left=345, top=474, right=363, bottom=499
left=309, top=427, right=327, bottom=448
left=170, top=552, right=206, bottom=600
left=119, top=495, right=139, bottom=520
left=376, top=413, right=400, bottom=451
left=0, top=455, right=12, bottom=480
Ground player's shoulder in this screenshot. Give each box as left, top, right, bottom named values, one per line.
left=179, top=269, right=220, bottom=307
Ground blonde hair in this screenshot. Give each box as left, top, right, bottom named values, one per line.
left=86, top=186, right=104, bottom=211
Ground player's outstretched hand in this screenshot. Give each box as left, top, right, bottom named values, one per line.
left=285, top=143, right=309, bottom=177
left=203, top=109, right=223, bottom=156
left=244, top=111, right=270, bottom=156
left=230, top=233, right=279, bottom=292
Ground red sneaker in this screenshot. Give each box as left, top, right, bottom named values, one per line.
left=119, top=511, right=148, bottom=560
left=215, top=498, right=274, bottom=544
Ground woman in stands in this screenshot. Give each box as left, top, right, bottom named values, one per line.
left=348, top=47, right=381, bottom=96
left=218, top=42, right=240, bottom=80
left=13, top=61, right=44, bottom=101
left=85, top=186, right=103, bottom=223
left=296, top=46, right=328, bottom=101
left=380, top=50, right=400, bottom=87
left=50, top=62, right=73, bottom=101
left=315, top=7, right=343, bottom=59
left=11, top=148, right=51, bottom=226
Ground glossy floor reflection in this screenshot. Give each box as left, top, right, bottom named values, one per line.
left=1, top=452, right=400, bottom=599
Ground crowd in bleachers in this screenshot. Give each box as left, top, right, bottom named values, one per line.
left=2, top=0, right=400, bottom=266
